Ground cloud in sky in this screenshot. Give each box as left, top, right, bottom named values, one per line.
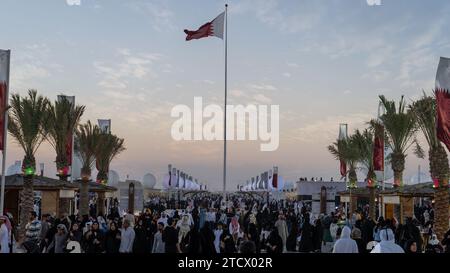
left=66, top=0, right=81, bottom=6
left=126, top=0, right=175, bottom=32
left=3, top=0, right=450, bottom=188
left=94, top=49, right=163, bottom=89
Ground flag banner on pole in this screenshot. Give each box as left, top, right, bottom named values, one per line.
left=58, top=96, right=76, bottom=167
left=436, top=90, right=450, bottom=151
left=436, top=57, right=450, bottom=91
left=272, top=167, right=278, bottom=189
left=338, top=124, right=348, bottom=178
left=184, top=12, right=225, bottom=41
left=98, top=119, right=111, bottom=134
left=339, top=160, right=347, bottom=178
left=436, top=57, right=450, bottom=151
left=373, top=125, right=384, bottom=172
left=0, top=50, right=10, bottom=151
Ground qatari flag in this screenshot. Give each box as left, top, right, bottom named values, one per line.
left=58, top=95, right=75, bottom=166
left=436, top=57, right=450, bottom=151
left=373, top=125, right=384, bottom=172
left=184, top=12, right=225, bottom=41
left=0, top=50, right=10, bottom=151
left=272, top=167, right=278, bottom=189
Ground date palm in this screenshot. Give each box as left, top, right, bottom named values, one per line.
left=328, top=137, right=360, bottom=213
left=7, top=90, right=49, bottom=239
left=95, top=133, right=125, bottom=184
left=45, top=96, right=85, bottom=181
left=410, top=93, right=449, bottom=240
left=371, top=95, right=420, bottom=187
left=351, top=129, right=377, bottom=219
left=328, top=137, right=359, bottom=187
left=75, top=121, right=101, bottom=216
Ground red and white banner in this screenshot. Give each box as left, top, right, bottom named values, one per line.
left=436, top=90, right=450, bottom=151
left=58, top=95, right=75, bottom=167
left=0, top=50, right=10, bottom=151
left=436, top=57, right=450, bottom=151
left=373, top=125, right=384, bottom=172
left=184, top=12, right=225, bottom=41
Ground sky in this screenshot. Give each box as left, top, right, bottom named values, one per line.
left=1, top=0, right=450, bottom=190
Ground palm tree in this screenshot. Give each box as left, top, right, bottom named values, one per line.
left=95, top=133, right=125, bottom=184
left=410, top=93, right=449, bottom=240
left=74, top=121, right=101, bottom=216
left=7, top=90, right=49, bottom=239
left=328, top=137, right=359, bottom=213
left=45, top=96, right=85, bottom=181
left=351, top=129, right=377, bottom=219
left=328, top=138, right=359, bottom=187
left=371, top=95, right=420, bottom=187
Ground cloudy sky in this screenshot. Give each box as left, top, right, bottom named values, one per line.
left=1, top=0, right=450, bottom=190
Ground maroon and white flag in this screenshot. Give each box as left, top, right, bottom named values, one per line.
left=0, top=50, right=10, bottom=151
left=373, top=125, right=384, bottom=172
left=436, top=57, right=450, bottom=152
left=184, top=12, right=225, bottom=41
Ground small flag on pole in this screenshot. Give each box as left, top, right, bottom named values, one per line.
left=184, top=12, right=225, bottom=41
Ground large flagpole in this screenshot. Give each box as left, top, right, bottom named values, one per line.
left=222, top=4, right=228, bottom=203
left=0, top=50, right=10, bottom=216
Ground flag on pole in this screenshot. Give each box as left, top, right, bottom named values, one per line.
left=436, top=57, right=450, bottom=152
left=436, top=57, right=450, bottom=91
left=0, top=50, right=10, bottom=151
left=272, top=167, right=278, bottom=189
left=184, top=12, right=225, bottom=41
left=338, top=124, right=348, bottom=178
left=373, top=124, right=384, bottom=171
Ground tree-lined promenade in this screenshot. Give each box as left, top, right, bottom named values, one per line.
left=328, top=92, right=450, bottom=241
left=7, top=90, right=125, bottom=240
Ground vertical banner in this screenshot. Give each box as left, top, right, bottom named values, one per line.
left=338, top=124, right=348, bottom=178
left=373, top=124, right=384, bottom=185
left=58, top=95, right=75, bottom=171
left=436, top=57, right=450, bottom=153
left=0, top=50, right=10, bottom=151
left=272, top=167, right=278, bottom=189
left=0, top=49, right=10, bottom=216
left=98, top=119, right=111, bottom=134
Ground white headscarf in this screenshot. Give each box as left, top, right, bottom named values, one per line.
left=370, top=228, right=404, bottom=253
left=332, top=226, right=359, bottom=253
left=429, top=234, right=440, bottom=246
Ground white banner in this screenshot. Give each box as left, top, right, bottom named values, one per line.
left=98, top=119, right=111, bottom=134
left=436, top=57, right=450, bottom=90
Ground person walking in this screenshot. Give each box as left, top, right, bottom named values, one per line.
left=47, top=224, right=68, bottom=254
left=266, top=227, right=283, bottom=253
left=84, top=222, right=104, bottom=253
left=152, top=222, right=165, bottom=253
left=0, top=216, right=10, bottom=254
left=105, top=222, right=121, bottom=253
left=133, top=219, right=147, bottom=253
left=274, top=214, right=289, bottom=252
left=119, top=219, right=135, bottom=253
left=332, top=226, right=358, bottom=253
left=371, top=228, right=404, bottom=253
left=162, top=218, right=178, bottom=253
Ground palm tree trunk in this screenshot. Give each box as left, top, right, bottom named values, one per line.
left=18, top=175, right=34, bottom=241
left=434, top=183, right=449, bottom=241
left=79, top=178, right=89, bottom=216
left=428, top=145, right=449, bottom=241
left=392, top=152, right=405, bottom=187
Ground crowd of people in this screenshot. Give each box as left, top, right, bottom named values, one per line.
left=1, top=194, right=450, bottom=254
